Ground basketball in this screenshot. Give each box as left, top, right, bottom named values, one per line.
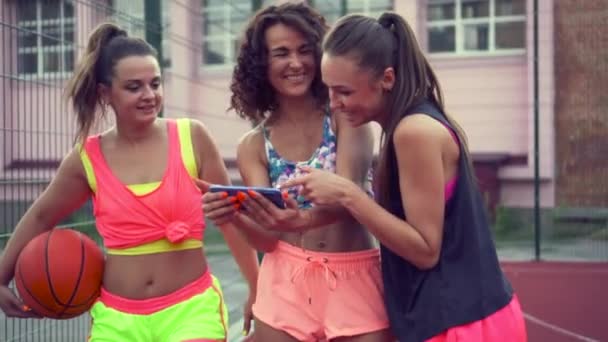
left=14, top=228, right=105, bottom=319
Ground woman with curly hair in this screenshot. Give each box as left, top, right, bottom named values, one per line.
left=202, top=3, right=391, bottom=342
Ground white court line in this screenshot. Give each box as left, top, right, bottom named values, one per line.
left=228, top=318, right=245, bottom=342
left=504, top=269, right=608, bottom=275
left=524, top=312, right=599, bottom=342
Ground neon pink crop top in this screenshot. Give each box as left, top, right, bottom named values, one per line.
left=83, top=120, right=205, bottom=249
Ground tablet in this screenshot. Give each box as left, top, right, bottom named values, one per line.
left=208, top=185, right=286, bottom=209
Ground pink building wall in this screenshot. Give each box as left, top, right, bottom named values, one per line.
left=1, top=0, right=556, bottom=208
left=401, top=0, right=556, bottom=208
left=161, top=0, right=252, bottom=181
left=496, top=0, right=555, bottom=208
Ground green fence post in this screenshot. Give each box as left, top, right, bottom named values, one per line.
left=253, top=0, right=262, bottom=11
left=533, top=0, right=541, bottom=261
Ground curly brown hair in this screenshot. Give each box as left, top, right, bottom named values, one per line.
left=229, top=3, right=329, bottom=124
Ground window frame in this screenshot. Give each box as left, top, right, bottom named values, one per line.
left=110, top=0, right=171, bottom=68
left=426, top=0, right=526, bottom=57
left=312, top=0, right=394, bottom=23
left=16, top=0, right=76, bottom=79
left=201, top=0, right=258, bottom=70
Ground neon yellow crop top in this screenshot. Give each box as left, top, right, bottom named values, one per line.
left=79, top=119, right=203, bottom=255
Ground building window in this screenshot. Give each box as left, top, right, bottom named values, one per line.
left=17, top=0, right=75, bottom=77
left=427, top=0, right=526, bottom=55
left=312, top=0, right=393, bottom=23
left=112, top=1, right=146, bottom=39
left=112, top=0, right=171, bottom=67
left=202, top=0, right=262, bottom=67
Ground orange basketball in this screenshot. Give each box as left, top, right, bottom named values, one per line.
left=14, top=228, right=104, bottom=319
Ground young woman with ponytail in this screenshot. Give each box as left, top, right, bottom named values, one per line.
left=282, top=13, right=527, bottom=342
left=0, top=22, right=259, bottom=341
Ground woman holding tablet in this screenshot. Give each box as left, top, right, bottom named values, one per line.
left=202, top=3, right=391, bottom=342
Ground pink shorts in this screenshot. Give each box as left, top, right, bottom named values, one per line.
left=427, top=295, right=527, bottom=342
left=252, top=241, right=390, bottom=341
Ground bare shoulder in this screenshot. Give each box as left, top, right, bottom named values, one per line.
left=62, top=145, right=88, bottom=179
left=187, top=118, right=220, bottom=159
left=187, top=118, right=212, bottom=141
left=237, top=126, right=265, bottom=157
left=393, top=113, right=451, bottom=147
left=63, top=146, right=86, bottom=172
left=182, top=119, right=224, bottom=177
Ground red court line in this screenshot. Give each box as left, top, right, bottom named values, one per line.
left=502, top=262, right=608, bottom=342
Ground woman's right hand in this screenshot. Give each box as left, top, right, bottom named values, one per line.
left=238, top=191, right=311, bottom=232
left=0, top=284, right=41, bottom=318
left=195, top=179, right=239, bottom=226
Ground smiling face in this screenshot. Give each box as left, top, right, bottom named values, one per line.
left=321, top=54, right=394, bottom=127
left=100, top=55, right=163, bottom=126
left=265, top=23, right=316, bottom=100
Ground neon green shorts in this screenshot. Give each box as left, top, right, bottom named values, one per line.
left=89, top=274, right=228, bottom=342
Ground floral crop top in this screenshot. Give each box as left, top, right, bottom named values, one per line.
left=263, top=114, right=374, bottom=209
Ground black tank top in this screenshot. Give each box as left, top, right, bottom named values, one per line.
left=380, top=101, right=513, bottom=341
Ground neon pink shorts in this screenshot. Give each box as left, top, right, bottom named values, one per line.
left=252, top=241, right=390, bottom=341
left=427, top=295, right=527, bottom=342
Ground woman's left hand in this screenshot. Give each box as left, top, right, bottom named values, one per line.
left=280, top=166, right=359, bottom=206
left=237, top=190, right=311, bottom=232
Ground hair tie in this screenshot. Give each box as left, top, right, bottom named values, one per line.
left=378, top=14, right=393, bottom=31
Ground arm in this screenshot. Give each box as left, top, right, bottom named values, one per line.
left=304, top=113, right=375, bottom=228
left=340, top=115, right=453, bottom=269
left=283, top=115, right=456, bottom=269
left=233, top=129, right=281, bottom=251
left=191, top=120, right=259, bottom=289
left=238, top=115, right=376, bottom=232
left=0, top=148, right=91, bottom=317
